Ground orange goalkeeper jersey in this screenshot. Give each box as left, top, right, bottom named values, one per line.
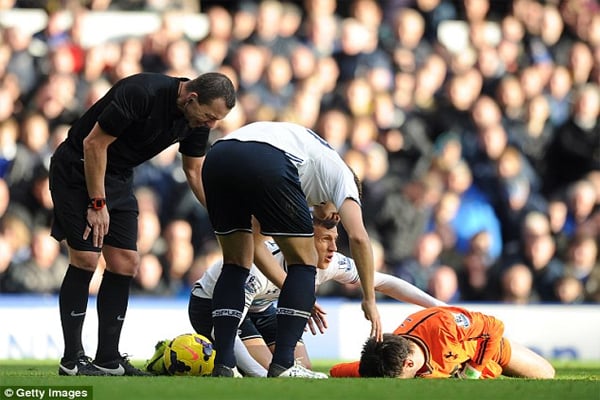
left=330, top=306, right=511, bottom=379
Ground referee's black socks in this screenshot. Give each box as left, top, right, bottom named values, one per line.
left=59, top=265, right=94, bottom=361
left=95, top=270, right=132, bottom=363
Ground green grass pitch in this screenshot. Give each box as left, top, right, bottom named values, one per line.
left=0, top=360, right=598, bottom=400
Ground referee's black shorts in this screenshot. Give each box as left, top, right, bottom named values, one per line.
left=202, top=139, right=313, bottom=237
left=49, top=142, right=138, bottom=252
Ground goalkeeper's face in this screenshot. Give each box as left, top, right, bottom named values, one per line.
left=313, top=224, right=338, bottom=270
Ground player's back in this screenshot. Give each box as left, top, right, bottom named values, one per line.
left=219, top=121, right=358, bottom=208
left=393, top=306, right=476, bottom=377
left=217, top=121, right=336, bottom=164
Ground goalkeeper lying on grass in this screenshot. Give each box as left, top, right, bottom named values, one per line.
left=330, top=306, right=555, bottom=379
left=146, top=212, right=445, bottom=376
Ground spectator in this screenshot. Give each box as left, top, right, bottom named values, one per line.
left=4, top=26, right=37, bottom=101
left=439, top=159, right=503, bottom=261
left=502, top=223, right=564, bottom=302
left=386, top=7, right=432, bottom=73
left=545, top=65, right=573, bottom=128
left=2, top=226, right=67, bottom=294
left=162, top=38, right=198, bottom=78
left=159, top=219, right=195, bottom=297
left=457, top=245, right=495, bottom=302
left=373, top=176, right=441, bottom=267
left=0, top=234, right=14, bottom=292
left=1, top=211, right=32, bottom=265
left=245, top=0, right=295, bottom=58
left=0, top=1, right=598, bottom=306
left=562, top=179, right=598, bottom=238
left=427, top=265, right=460, bottom=303
left=0, top=117, right=36, bottom=188
left=136, top=208, right=162, bottom=257
left=315, top=109, right=351, bottom=155
left=510, top=94, right=555, bottom=176
left=499, top=262, right=536, bottom=304
left=131, top=253, right=169, bottom=296
left=390, top=232, right=444, bottom=292
left=554, top=275, right=585, bottom=304
left=544, top=84, right=600, bottom=196
left=10, top=163, right=53, bottom=229
left=333, top=18, right=376, bottom=83
left=0, top=178, right=9, bottom=219
left=568, top=41, right=594, bottom=86
left=562, top=233, right=600, bottom=297
left=495, top=145, right=547, bottom=245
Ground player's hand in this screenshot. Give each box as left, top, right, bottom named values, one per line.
left=83, top=207, right=110, bottom=248
left=457, top=363, right=481, bottom=379
left=306, top=302, right=328, bottom=335
left=361, top=298, right=382, bottom=341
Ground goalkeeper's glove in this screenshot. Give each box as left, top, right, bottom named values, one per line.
left=457, top=363, right=482, bottom=379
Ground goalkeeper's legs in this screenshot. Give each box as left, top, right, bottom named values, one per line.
left=502, top=340, right=555, bottom=379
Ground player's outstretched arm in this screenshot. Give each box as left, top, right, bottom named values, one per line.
left=373, top=272, right=447, bottom=308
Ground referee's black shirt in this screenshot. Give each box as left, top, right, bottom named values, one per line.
left=65, top=73, right=210, bottom=174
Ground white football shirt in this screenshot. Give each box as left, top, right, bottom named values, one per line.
left=191, top=241, right=360, bottom=314
left=216, top=121, right=360, bottom=209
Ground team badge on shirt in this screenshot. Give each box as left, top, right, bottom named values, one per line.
left=452, top=312, right=471, bottom=328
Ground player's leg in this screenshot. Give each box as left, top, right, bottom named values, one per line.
left=234, top=335, right=268, bottom=377
left=92, top=245, right=148, bottom=376
left=50, top=151, right=106, bottom=376
left=202, top=140, right=256, bottom=377
left=211, top=231, right=253, bottom=376
left=502, top=340, right=555, bottom=379
left=188, top=294, right=214, bottom=340
left=243, top=337, right=272, bottom=369
left=239, top=315, right=272, bottom=370
left=250, top=305, right=313, bottom=370
left=57, top=247, right=105, bottom=376
left=268, top=235, right=325, bottom=378
left=252, top=153, right=324, bottom=378
left=293, top=343, right=312, bottom=370
left=88, top=193, right=148, bottom=376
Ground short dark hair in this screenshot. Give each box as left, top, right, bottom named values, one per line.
left=313, top=216, right=338, bottom=229
left=358, top=334, right=412, bottom=377
left=188, top=72, right=236, bottom=109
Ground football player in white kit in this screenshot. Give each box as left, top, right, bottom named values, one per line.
left=188, top=212, right=446, bottom=377
left=201, top=121, right=382, bottom=378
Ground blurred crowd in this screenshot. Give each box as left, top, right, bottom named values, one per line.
left=0, top=0, right=598, bottom=305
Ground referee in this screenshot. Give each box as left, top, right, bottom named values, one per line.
left=50, top=72, right=235, bottom=376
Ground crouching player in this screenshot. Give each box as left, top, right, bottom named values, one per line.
left=187, top=213, right=446, bottom=377
left=330, top=306, right=555, bottom=379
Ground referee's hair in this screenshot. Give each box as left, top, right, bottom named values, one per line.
left=188, top=72, right=236, bottom=109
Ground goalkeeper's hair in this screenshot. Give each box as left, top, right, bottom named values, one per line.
left=358, top=334, right=412, bottom=377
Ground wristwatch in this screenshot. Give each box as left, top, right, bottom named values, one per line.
left=88, top=197, right=106, bottom=210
